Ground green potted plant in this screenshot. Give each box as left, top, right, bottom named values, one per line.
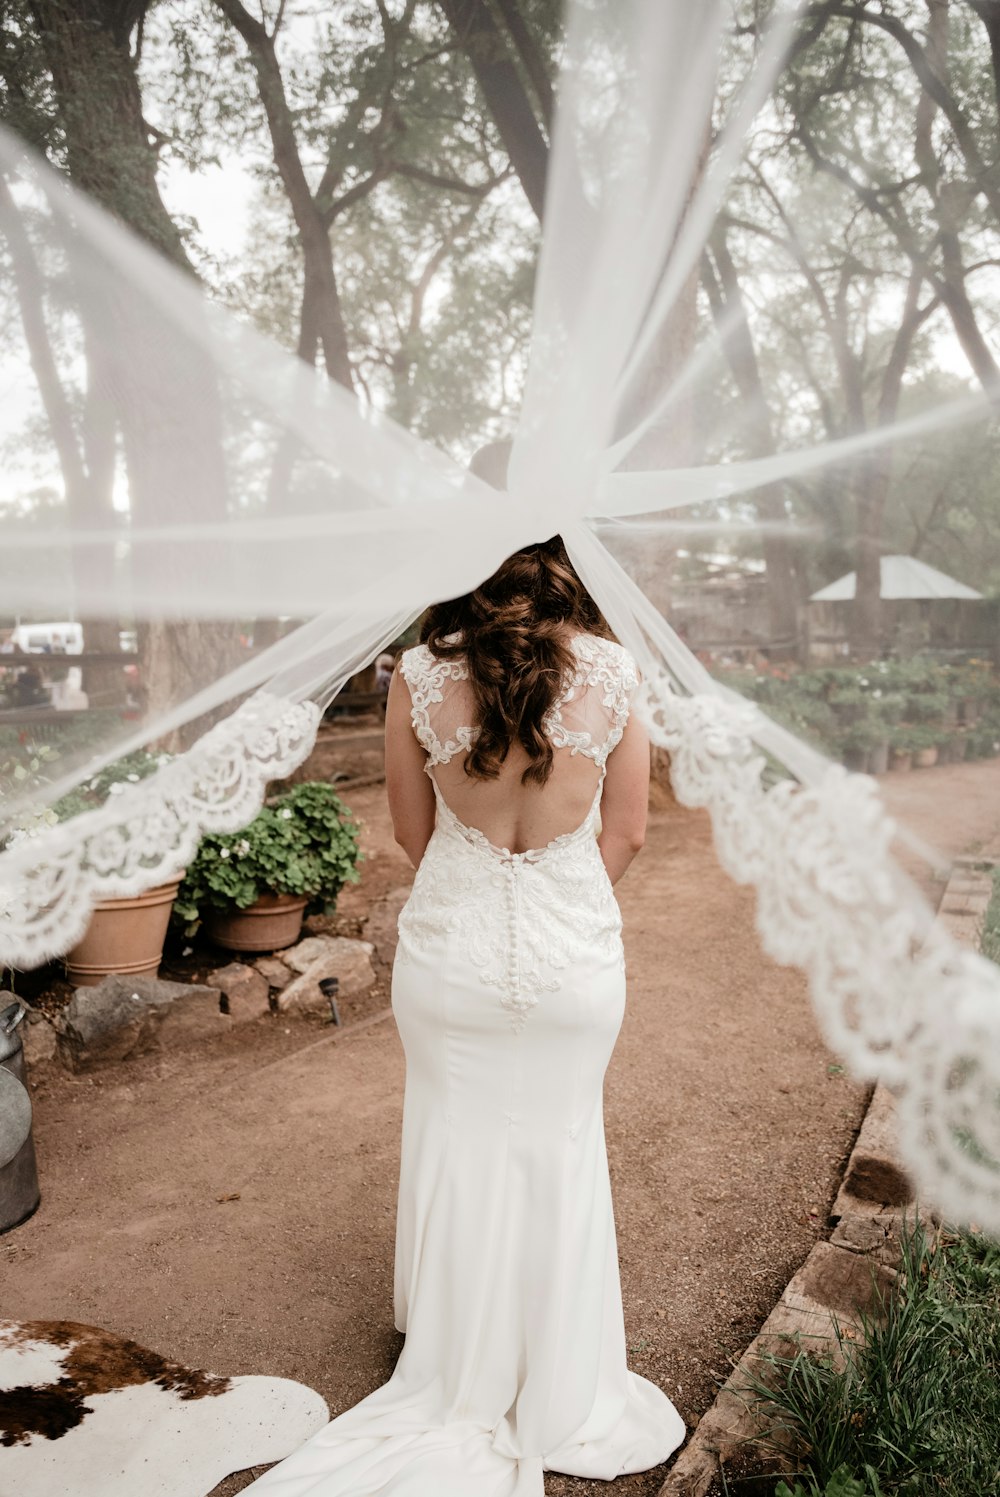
left=837, top=716, right=884, bottom=773
left=173, top=780, right=362, bottom=952
left=906, top=723, right=941, bottom=768
left=888, top=726, right=919, bottom=773
left=46, top=749, right=182, bottom=987
left=828, top=679, right=871, bottom=726
left=955, top=659, right=994, bottom=726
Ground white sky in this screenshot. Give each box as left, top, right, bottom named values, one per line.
left=160, top=155, right=254, bottom=263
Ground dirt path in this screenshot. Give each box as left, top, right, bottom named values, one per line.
left=879, top=756, right=1000, bottom=893
left=6, top=760, right=998, bottom=1495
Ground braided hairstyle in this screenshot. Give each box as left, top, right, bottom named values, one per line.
left=421, top=533, right=611, bottom=786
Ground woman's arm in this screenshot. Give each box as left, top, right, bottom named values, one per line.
left=384, top=665, right=436, bottom=869
left=597, top=709, right=650, bottom=885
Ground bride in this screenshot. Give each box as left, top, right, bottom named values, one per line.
left=246, top=500, right=686, bottom=1493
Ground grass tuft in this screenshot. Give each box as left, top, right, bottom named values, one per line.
left=733, top=1218, right=1000, bottom=1496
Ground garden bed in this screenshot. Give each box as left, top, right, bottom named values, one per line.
left=715, top=657, right=1000, bottom=775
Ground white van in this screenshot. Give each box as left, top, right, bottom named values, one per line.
left=9, top=621, right=84, bottom=654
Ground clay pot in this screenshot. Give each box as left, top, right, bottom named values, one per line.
left=203, top=892, right=308, bottom=953
left=914, top=745, right=939, bottom=769
left=65, top=877, right=184, bottom=987
left=889, top=748, right=913, bottom=773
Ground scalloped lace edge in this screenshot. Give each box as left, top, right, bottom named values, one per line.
left=636, top=674, right=1000, bottom=1232
left=0, top=691, right=322, bottom=970
left=2, top=677, right=998, bottom=1230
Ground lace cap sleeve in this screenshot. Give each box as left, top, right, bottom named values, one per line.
left=548, top=635, right=638, bottom=767
left=398, top=644, right=476, bottom=770
left=599, top=640, right=639, bottom=762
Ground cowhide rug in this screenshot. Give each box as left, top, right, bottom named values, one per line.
left=0, top=1319, right=329, bottom=1497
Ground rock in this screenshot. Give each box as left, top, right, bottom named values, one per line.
left=157, top=989, right=234, bottom=1048
left=254, top=955, right=293, bottom=990
left=209, top=961, right=271, bottom=1022
left=789, top=1240, right=897, bottom=1320
left=363, top=886, right=411, bottom=969
left=19, top=1008, right=57, bottom=1067
left=277, top=939, right=375, bottom=1016
left=56, top=975, right=225, bottom=1071
left=841, top=1153, right=913, bottom=1208
left=282, top=935, right=339, bottom=975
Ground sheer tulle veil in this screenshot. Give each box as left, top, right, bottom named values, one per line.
left=1, top=0, right=999, bottom=1230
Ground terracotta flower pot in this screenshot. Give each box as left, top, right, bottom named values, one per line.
left=914, top=745, right=939, bottom=769
left=65, top=876, right=184, bottom=987
left=203, top=891, right=308, bottom=953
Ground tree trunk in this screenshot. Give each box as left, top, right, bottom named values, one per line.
left=968, top=0, right=1000, bottom=123
left=0, top=164, right=125, bottom=707
left=31, top=0, right=243, bottom=743
left=213, top=0, right=355, bottom=389
left=30, top=0, right=192, bottom=268
left=436, top=0, right=548, bottom=221
left=850, top=262, right=936, bottom=657
left=491, top=0, right=554, bottom=131
left=703, top=228, right=803, bottom=657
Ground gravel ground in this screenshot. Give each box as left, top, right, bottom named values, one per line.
left=6, top=758, right=999, bottom=1496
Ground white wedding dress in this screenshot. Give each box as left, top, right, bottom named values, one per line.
left=245, top=633, right=686, bottom=1496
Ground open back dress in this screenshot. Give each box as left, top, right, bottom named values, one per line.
left=245, top=632, right=686, bottom=1496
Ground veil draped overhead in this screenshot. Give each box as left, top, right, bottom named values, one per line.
left=1, top=0, right=999, bottom=1229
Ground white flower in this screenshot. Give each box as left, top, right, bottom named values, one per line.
left=280, top=808, right=293, bottom=820
left=126, top=773, right=140, bottom=783
left=220, top=846, right=231, bottom=859
left=108, top=782, right=125, bottom=795
left=859, top=677, right=869, bottom=687
left=236, top=839, right=251, bottom=856
left=872, top=689, right=882, bottom=699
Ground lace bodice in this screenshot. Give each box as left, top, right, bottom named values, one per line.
left=393, top=633, right=638, bottom=1033
left=398, top=633, right=639, bottom=774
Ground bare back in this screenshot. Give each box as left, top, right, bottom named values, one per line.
left=398, top=633, right=638, bottom=855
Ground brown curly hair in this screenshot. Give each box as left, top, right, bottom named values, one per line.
left=421, top=535, right=611, bottom=785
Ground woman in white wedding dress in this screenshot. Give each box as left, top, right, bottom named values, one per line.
left=246, top=534, right=686, bottom=1496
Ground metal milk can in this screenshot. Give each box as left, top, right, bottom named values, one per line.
left=0, top=1000, right=40, bottom=1232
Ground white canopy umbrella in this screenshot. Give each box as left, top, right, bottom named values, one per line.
left=810, top=556, right=984, bottom=602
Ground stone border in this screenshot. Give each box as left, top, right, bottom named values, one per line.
left=657, top=854, right=997, bottom=1497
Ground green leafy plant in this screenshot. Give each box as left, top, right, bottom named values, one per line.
left=903, top=688, right=950, bottom=722
left=712, top=659, right=999, bottom=772
left=775, top=1465, right=884, bottom=1497
left=173, top=780, right=362, bottom=932
left=741, top=1221, right=1000, bottom=1497
left=0, top=739, right=62, bottom=850
left=50, top=747, right=172, bottom=822
left=836, top=717, right=887, bottom=755
left=889, top=723, right=940, bottom=753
